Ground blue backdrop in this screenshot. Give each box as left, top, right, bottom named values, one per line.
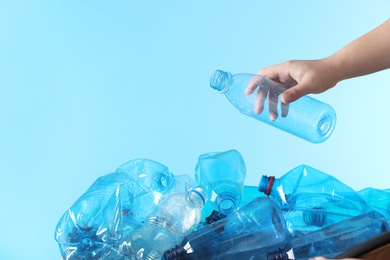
left=0, top=1, right=389, bottom=259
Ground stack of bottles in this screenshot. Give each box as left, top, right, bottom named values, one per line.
left=55, top=152, right=390, bottom=260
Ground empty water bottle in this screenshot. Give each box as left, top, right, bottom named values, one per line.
left=195, top=149, right=246, bottom=220
left=358, top=187, right=390, bottom=223
left=115, top=158, right=175, bottom=223
left=258, top=164, right=371, bottom=234
left=55, top=172, right=133, bottom=260
left=209, top=70, right=336, bottom=143
left=54, top=158, right=175, bottom=260
left=118, top=187, right=206, bottom=260
left=163, top=197, right=293, bottom=260
left=291, top=210, right=389, bottom=259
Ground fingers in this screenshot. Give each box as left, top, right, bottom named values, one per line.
left=281, top=84, right=309, bottom=104
left=268, top=90, right=279, bottom=121
left=254, top=85, right=267, bottom=114
left=245, top=76, right=262, bottom=95
left=258, top=65, right=282, bottom=81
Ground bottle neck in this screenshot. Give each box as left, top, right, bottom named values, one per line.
left=209, top=70, right=233, bottom=93
left=258, top=175, right=275, bottom=196
left=186, top=187, right=206, bottom=209
left=216, top=191, right=237, bottom=215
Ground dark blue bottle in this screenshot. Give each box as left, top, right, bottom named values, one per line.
left=163, top=197, right=293, bottom=260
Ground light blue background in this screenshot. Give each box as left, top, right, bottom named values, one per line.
left=0, top=1, right=389, bottom=259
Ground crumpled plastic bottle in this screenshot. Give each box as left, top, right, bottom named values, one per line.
left=291, top=210, right=389, bottom=259
left=258, top=164, right=372, bottom=235
left=118, top=187, right=206, bottom=260
left=55, top=158, right=176, bottom=260
left=194, top=149, right=246, bottom=225
left=357, top=187, right=390, bottom=224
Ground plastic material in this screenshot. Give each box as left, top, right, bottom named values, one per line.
left=258, top=164, right=371, bottom=235
left=358, top=187, right=390, bottom=223
left=54, top=159, right=176, bottom=260
left=239, top=185, right=265, bottom=208
left=118, top=187, right=206, bottom=260
left=114, top=158, right=176, bottom=222
left=163, top=197, right=292, bottom=260
left=209, top=70, right=336, bottom=143
left=291, top=211, right=389, bottom=259
left=195, top=149, right=246, bottom=217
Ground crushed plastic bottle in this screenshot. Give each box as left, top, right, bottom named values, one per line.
left=357, top=187, right=390, bottom=223
left=115, top=158, right=175, bottom=222
left=291, top=210, right=389, bottom=259
left=258, top=164, right=371, bottom=235
left=195, top=149, right=246, bottom=224
left=55, top=159, right=175, bottom=260
left=118, top=187, right=206, bottom=260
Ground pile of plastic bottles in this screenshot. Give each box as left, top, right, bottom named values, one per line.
left=55, top=149, right=390, bottom=260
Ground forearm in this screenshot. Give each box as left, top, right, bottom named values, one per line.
left=327, top=18, right=390, bottom=82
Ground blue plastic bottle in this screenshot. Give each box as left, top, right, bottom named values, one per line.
left=291, top=210, right=389, bottom=259
left=209, top=70, right=336, bottom=143
left=118, top=187, right=206, bottom=260
left=115, top=158, right=175, bottom=223
left=195, top=149, right=246, bottom=219
left=54, top=158, right=175, bottom=260
left=358, top=187, right=390, bottom=223
left=258, top=164, right=371, bottom=234
left=163, top=197, right=293, bottom=260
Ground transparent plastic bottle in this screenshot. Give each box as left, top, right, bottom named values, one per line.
left=163, top=197, right=293, bottom=260
left=118, top=187, right=206, bottom=260
left=195, top=149, right=246, bottom=219
left=54, top=159, right=175, bottom=260
left=258, top=164, right=371, bottom=235
left=357, top=187, right=390, bottom=223
left=209, top=70, right=336, bottom=143
left=115, top=158, right=175, bottom=223
left=291, top=210, right=389, bottom=259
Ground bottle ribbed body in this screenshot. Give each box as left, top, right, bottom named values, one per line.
left=210, top=70, right=336, bottom=143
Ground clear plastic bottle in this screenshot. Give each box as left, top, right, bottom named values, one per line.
left=291, top=210, right=389, bottom=259
left=357, top=187, right=390, bottom=223
left=195, top=149, right=246, bottom=219
left=258, top=164, right=371, bottom=235
left=163, top=197, right=293, bottom=260
left=54, top=159, right=175, bottom=260
left=115, top=158, right=175, bottom=223
left=209, top=70, right=336, bottom=143
left=118, top=187, right=206, bottom=260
